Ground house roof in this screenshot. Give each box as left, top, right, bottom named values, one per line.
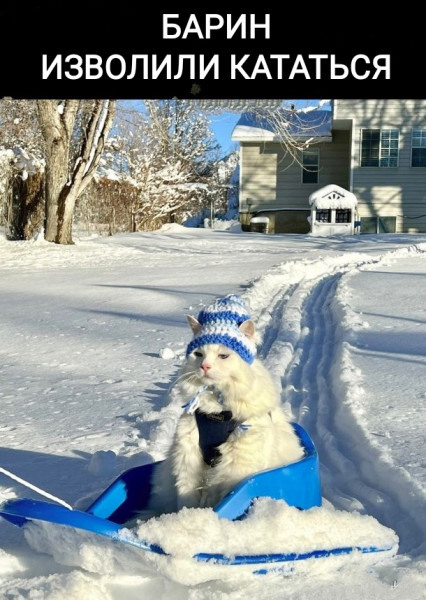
left=309, top=184, right=358, bottom=209
left=231, top=109, right=333, bottom=143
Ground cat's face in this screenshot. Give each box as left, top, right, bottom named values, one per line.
left=184, top=343, right=244, bottom=386
left=182, top=314, right=255, bottom=390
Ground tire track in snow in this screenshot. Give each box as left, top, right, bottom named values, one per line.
left=285, top=275, right=337, bottom=423
left=257, top=284, right=299, bottom=360
left=268, top=264, right=426, bottom=556
left=285, top=274, right=396, bottom=511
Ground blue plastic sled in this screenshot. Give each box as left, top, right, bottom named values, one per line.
left=0, top=424, right=393, bottom=571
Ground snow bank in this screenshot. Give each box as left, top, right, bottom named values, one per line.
left=152, top=223, right=188, bottom=234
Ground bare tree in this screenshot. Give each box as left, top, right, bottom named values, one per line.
left=194, top=99, right=332, bottom=165
left=37, top=99, right=116, bottom=244
left=134, top=99, right=219, bottom=228
left=101, top=100, right=221, bottom=230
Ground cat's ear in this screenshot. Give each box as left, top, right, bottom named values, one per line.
left=187, top=315, right=202, bottom=336
left=239, top=319, right=255, bottom=340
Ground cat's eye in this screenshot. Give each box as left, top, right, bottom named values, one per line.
left=219, top=353, right=229, bottom=359
left=194, top=351, right=203, bottom=357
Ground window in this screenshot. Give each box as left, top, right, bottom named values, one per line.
left=316, top=209, right=331, bottom=222
left=335, top=209, right=351, bottom=223
left=361, top=129, right=399, bottom=167
left=302, top=148, right=319, bottom=183
left=412, top=129, right=426, bottom=167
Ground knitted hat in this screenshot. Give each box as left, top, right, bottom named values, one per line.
left=186, top=294, right=257, bottom=364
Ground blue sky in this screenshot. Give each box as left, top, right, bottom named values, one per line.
left=209, top=112, right=241, bottom=154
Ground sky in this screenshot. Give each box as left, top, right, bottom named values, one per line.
left=209, top=112, right=240, bottom=153
left=117, top=100, right=329, bottom=156
left=207, top=101, right=330, bottom=153
left=0, top=224, right=425, bottom=599
left=116, top=100, right=240, bottom=155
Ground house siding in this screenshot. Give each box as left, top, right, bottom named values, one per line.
left=240, top=130, right=351, bottom=233
left=334, top=100, right=426, bottom=233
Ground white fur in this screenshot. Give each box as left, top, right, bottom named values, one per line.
left=146, top=322, right=304, bottom=515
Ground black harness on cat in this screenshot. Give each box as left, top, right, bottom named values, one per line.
left=195, top=409, right=238, bottom=467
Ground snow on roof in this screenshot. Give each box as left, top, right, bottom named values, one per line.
left=309, top=184, right=357, bottom=209
left=231, top=109, right=332, bottom=143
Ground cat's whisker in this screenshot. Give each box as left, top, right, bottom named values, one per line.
left=174, top=371, right=200, bottom=386
left=173, top=370, right=198, bottom=383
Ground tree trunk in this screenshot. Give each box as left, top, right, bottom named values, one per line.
left=7, top=171, right=45, bottom=240
left=37, top=100, right=116, bottom=244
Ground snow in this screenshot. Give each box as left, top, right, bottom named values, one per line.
left=309, top=184, right=358, bottom=209
left=158, top=347, right=176, bottom=360
left=129, top=499, right=398, bottom=585
left=0, top=227, right=425, bottom=599
left=0, top=147, right=44, bottom=177
left=232, top=110, right=333, bottom=143
left=250, top=216, right=270, bottom=224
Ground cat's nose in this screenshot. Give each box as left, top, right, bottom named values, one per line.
left=201, top=363, right=211, bottom=374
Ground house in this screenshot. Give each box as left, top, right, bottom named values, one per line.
left=231, top=100, right=426, bottom=234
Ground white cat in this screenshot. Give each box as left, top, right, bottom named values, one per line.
left=146, top=295, right=304, bottom=515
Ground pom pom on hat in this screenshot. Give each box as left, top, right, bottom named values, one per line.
left=186, top=294, right=257, bottom=364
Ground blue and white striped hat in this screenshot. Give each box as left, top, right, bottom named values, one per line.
left=186, top=294, right=257, bottom=364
